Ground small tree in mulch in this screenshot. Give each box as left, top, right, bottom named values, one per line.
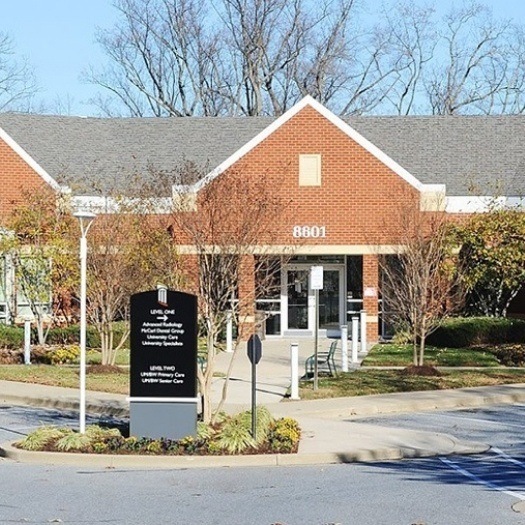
left=380, top=201, right=465, bottom=369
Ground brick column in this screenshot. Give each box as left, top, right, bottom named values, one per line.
left=238, top=254, right=256, bottom=341
left=362, top=254, right=379, bottom=343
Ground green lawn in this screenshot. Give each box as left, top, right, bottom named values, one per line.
left=299, top=368, right=525, bottom=400
left=2, top=341, right=525, bottom=400
left=85, top=348, right=131, bottom=366
left=0, top=365, right=129, bottom=395
left=362, top=343, right=500, bottom=367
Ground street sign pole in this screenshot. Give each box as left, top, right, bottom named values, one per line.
left=310, top=266, right=323, bottom=392
left=314, top=288, right=319, bottom=391
left=251, top=357, right=257, bottom=438
left=247, top=334, right=262, bottom=440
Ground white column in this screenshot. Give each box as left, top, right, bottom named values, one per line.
left=340, top=324, right=348, bottom=372
left=351, top=316, right=359, bottom=364
left=24, top=318, right=31, bottom=365
left=360, top=309, right=367, bottom=354
left=290, top=343, right=300, bottom=400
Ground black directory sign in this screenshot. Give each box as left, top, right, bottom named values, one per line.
left=130, top=288, right=197, bottom=399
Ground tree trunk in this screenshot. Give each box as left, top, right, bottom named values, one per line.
left=200, top=325, right=217, bottom=424
left=418, top=334, right=426, bottom=367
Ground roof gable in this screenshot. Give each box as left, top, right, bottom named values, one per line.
left=192, top=96, right=426, bottom=193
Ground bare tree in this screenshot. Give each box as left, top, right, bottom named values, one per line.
left=219, top=0, right=307, bottom=116
left=85, top=0, right=226, bottom=117
left=380, top=1, right=437, bottom=115
left=424, top=3, right=510, bottom=115
left=0, top=32, right=38, bottom=112
left=169, top=168, right=293, bottom=423
left=379, top=204, right=463, bottom=367
left=87, top=0, right=525, bottom=117
left=85, top=190, right=184, bottom=366
left=88, top=0, right=408, bottom=116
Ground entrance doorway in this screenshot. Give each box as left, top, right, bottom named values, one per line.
left=282, top=264, right=345, bottom=335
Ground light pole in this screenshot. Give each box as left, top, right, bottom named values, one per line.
left=74, top=211, right=96, bottom=433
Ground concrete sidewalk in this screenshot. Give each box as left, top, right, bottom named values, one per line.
left=1, top=337, right=524, bottom=467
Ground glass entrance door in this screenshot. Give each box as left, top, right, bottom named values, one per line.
left=318, top=269, right=341, bottom=329
left=286, top=269, right=309, bottom=329
left=284, top=265, right=344, bottom=333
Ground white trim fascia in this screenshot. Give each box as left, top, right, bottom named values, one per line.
left=191, top=95, right=426, bottom=193
left=445, top=196, right=525, bottom=213
left=0, top=126, right=62, bottom=191
left=71, top=195, right=173, bottom=214
left=175, top=244, right=405, bottom=255
left=421, top=184, right=446, bottom=193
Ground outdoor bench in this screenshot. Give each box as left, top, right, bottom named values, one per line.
left=304, top=340, right=338, bottom=378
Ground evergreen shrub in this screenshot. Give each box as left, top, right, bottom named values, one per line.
left=427, top=317, right=525, bottom=348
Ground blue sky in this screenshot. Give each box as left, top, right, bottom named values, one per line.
left=3, top=0, right=525, bottom=116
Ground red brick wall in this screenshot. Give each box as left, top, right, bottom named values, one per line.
left=203, top=105, right=420, bottom=246
left=170, top=105, right=430, bottom=342
left=0, top=137, right=50, bottom=218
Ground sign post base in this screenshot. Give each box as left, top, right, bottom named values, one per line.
left=129, top=398, right=198, bottom=440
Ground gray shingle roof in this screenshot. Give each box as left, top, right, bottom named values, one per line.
left=347, top=115, right=525, bottom=197
left=0, top=113, right=274, bottom=196
left=0, top=111, right=524, bottom=197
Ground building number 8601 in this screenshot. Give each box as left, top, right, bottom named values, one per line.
left=292, top=225, right=327, bottom=238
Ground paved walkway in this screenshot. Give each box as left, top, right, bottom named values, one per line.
left=2, top=336, right=525, bottom=467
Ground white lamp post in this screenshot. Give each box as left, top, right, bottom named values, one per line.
left=74, top=211, right=96, bottom=433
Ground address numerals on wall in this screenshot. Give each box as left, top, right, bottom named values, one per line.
left=292, top=225, right=327, bottom=238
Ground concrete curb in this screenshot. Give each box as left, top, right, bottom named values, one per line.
left=5, top=383, right=525, bottom=421
left=0, top=438, right=488, bottom=469
left=0, top=392, right=129, bottom=418
left=273, top=383, right=525, bottom=420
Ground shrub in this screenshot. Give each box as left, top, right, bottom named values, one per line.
left=50, top=345, right=80, bottom=364
left=267, top=418, right=301, bottom=453
left=55, top=432, right=92, bottom=452
left=45, top=322, right=130, bottom=350
left=45, top=325, right=82, bottom=345
left=31, top=345, right=80, bottom=364
left=490, top=344, right=525, bottom=367
left=427, top=317, right=525, bottom=348
left=213, top=415, right=256, bottom=454
left=0, top=324, right=24, bottom=349
left=236, top=406, right=274, bottom=445
left=0, top=348, right=22, bottom=364
left=14, top=415, right=301, bottom=456
left=17, top=426, right=70, bottom=451
left=212, top=407, right=275, bottom=453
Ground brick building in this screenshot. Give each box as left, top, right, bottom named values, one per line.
left=0, top=96, right=523, bottom=340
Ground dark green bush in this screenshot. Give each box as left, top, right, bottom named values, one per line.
left=0, top=321, right=130, bottom=350
left=45, top=322, right=129, bottom=349
left=427, top=317, right=525, bottom=348
left=0, top=324, right=24, bottom=349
